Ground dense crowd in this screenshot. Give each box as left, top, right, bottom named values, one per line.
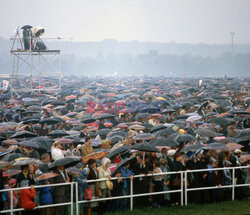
left=0, top=77, right=249, bottom=215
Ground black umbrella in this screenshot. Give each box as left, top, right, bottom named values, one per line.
left=49, top=156, right=81, bottom=169
left=130, top=142, right=159, bottom=152
left=17, top=140, right=48, bottom=150
left=31, top=137, right=53, bottom=148
left=168, top=133, right=195, bottom=142
left=134, top=113, right=151, bottom=120
left=180, top=144, right=205, bottom=152
left=81, top=116, right=96, bottom=124
left=198, top=101, right=209, bottom=114
left=11, top=131, right=37, bottom=138
left=23, top=118, right=40, bottom=125
left=106, top=146, right=129, bottom=159
left=149, top=124, right=166, bottom=133
left=155, top=128, right=177, bottom=137
left=111, top=157, right=136, bottom=176
left=96, top=128, right=112, bottom=136
left=149, top=137, right=179, bottom=147
left=50, top=100, right=65, bottom=106
left=40, top=118, right=62, bottom=125
left=97, top=113, right=115, bottom=120
left=1, top=153, right=25, bottom=161
left=209, top=117, right=231, bottom=125
left=48, top=130, right=69, bottom=138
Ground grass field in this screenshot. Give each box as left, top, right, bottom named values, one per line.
left=105, top=200, right=250, bottom=215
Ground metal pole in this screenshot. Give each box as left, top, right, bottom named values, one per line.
left=10, top=190, right=13, bottom=215
left=232, top=168, right=235, bottom=200
left=76, top=183, right=79, bottom=215
left=71, top=183, right=74, bottom=215
left=181, top=171, right=183, bottom=206
left=184, top=171, right=188, bottom=206
left=130, top=178, right=133, bottom=211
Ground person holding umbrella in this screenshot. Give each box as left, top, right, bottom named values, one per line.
left=81, top=136, right=94, bottom=157
left=52, top=165, right=70, bottom=215
left=16, top=165, right=35, bottom=188
left=51, top=141, right=64, bottom=161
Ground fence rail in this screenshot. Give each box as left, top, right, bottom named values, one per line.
left=0, top=166, right=249, bottom=215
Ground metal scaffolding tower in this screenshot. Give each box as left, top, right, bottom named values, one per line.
left=10, top=26, right=62, bottom=93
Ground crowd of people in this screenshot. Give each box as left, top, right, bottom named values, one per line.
left=0, top=76, right=249, bottom=215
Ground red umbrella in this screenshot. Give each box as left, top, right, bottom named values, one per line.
left=36, top=172, right=59, bottom=181
left=239, top=154, right=250, bottom=164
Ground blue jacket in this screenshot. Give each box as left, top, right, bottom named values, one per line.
left=120, top=167, right=134, bottom=189
left=74, top=168, right=88, bottom=200
left=39, top=182, right=54, bottom=204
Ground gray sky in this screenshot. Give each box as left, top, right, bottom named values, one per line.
left=1, top=0, right=250, bottom=43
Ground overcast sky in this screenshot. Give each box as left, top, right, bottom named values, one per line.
left=1, top=0, right=249, bottom=43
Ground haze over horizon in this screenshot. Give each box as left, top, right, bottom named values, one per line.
left=1, top=0, right=250, bottom=44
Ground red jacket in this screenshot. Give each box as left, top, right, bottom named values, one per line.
left=20, top=188, right=36, bottom=210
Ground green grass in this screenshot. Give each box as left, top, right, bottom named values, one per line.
left=104, top=200, right=250, bottom=215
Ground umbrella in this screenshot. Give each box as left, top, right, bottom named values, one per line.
left=195, top=128, right=220, bottom=138
left=82, top=151, right=108, bottom=163
left=130, top=142, right=159, bottom=152
left=50, top=100, right=65, bottom=106
left=169, top=134, right=195, bottom=142
left=209, top=117, right=232, bottom=125
left=17, top=140, right=48, bottom=150
left=155, top=128, right=176, bottom=137
left=23, top=119, right=40, bottom=125
left=149, top=124, right=166, bottom=133
left=134, top=113, right=151, bottom=120
left=186, top=115, right=202, bottom=123
left=11, top=131, right=37, bottom=138
left=1, top=153, right=25, bottom=161
left=129, top=124, right=145, bottom=131
left=48, top=130, right=69, bottom=138
left=225, top=143, right=244, bottom=150
left=96, top=128, right=112, bottom=136
left=97, top=113, right=115, bottom=120
left=0, top=149, right=12, bottom=157
left=198, top=101, right=209, bottom=114
left=111, top=157, right=136, bottom=176
left=81, top=116, right=96, bottom=124
left=3, top=169, right=21, bottom=177
left=180, top=144, right=205, bottom=152
left=40, top=118, right=62, bottom=125
left=116, top=123, right=130, bottom=129
left=0, top=161, right=13, bottom=169
left=132, top=133, right=155, bottom=141
left=106, top=146, right=129, bottom=159
left=13, top=158, right=43, bottom=166
left=239, top=154, right=250, bottom=163
left=36, top=172, right=59, bottom=181
left=30, top=137, right=53, bottom=148
left=49, top=156, right=81, bottom=169
left=149, top=137, right=179, bottom=147
left=204, top=142, right=229, bottom=150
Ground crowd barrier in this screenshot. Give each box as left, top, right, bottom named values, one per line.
left=0, top=166, right=249, bottom=215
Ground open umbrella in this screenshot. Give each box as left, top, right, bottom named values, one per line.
left=17, top=140, right=48, bottom=150
left=111, top=157, right=136, bottom=176
left=1, top=153, right=25, bottom=161
left=195, top=128, right=220, bottom=138
left=0, top=161, right=13, bottom=169
left=169, top=133, right=195, bottom=142
left=130, top=142, right=159, bottom=152
left=49, top=156, right=81, bottom=169
left=11, top=131, right=37, bottom=138
left=186, top=115, right=202, bottom=123
left=48, top=130, right=69, bottom=138
left=149, top=137, right=179, bottom=147
left=81, top=116, right=96, bottom=124
left=40, top=118, right=62, bottom=125
left=106, top=146, right=129, bottom=159
left=204, top=142, right=229, bottom=150
left=82, top=151, right=108, bottom=163
left=3, top=169, right=21, bottom=177
left=180, top=144, right=205, bottom=152
left=36, top=172, right=59, bottom=181
left=97, top=113, right=115, bottom=120
left=239, top=154, right=250, bottom=164
left=96, top=128, right=112, bottom=136
left=129, top=124, right=145, bottom=131
left=209, top=117, right=231, bottom=125
left=13, top=158, right=43, bottom=166
left=149, top=124, right=166, bottom=133
left=225, top=143, right=244, bottom=150
left=132, top=133, right=155, bottom=141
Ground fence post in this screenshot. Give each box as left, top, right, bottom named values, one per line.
left=181, top=171, right=183, bottom=206
left=130, top=178, right=133, bottom=211
left=184, top=171, right=188, bottom=206
left=10, top=190, right=13, bottom=215
left=75, top=182, right=79, bottom=215
left=232, top=168, right=235, bottom=201
left=70, top=183, right=74, bottom=215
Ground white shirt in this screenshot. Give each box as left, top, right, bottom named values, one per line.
left=51, top=146, right=64, bottom=161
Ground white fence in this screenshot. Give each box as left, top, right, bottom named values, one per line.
left=0, top=166, right=249, bottom=215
